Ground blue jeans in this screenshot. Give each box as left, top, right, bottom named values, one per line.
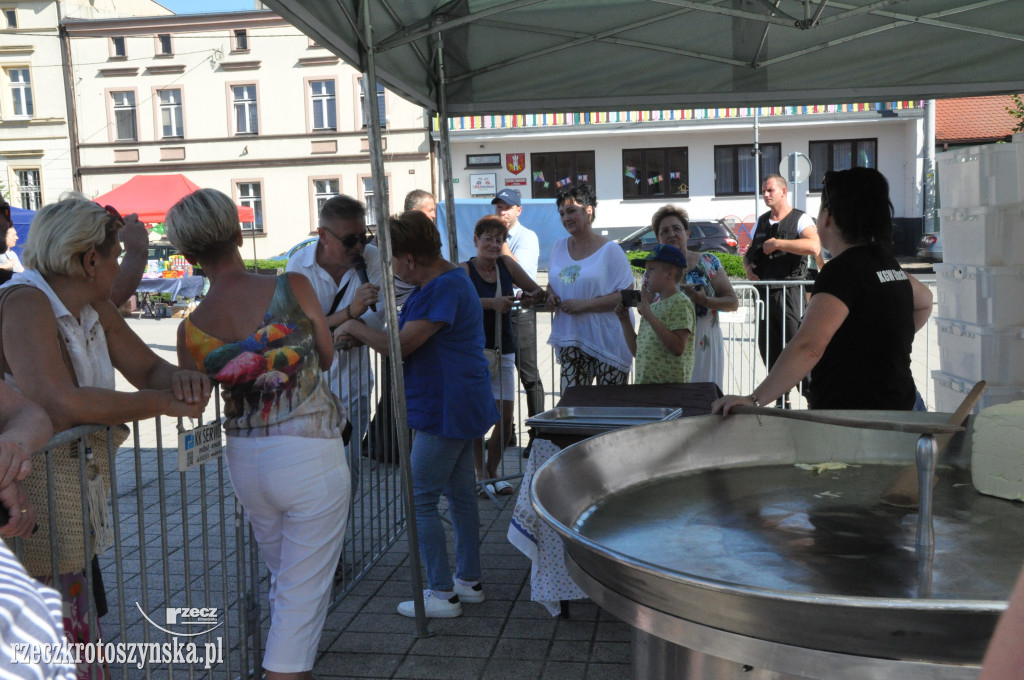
left=411, top=430, right=481, bottom=592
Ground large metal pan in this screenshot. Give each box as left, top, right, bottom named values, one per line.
left=532, top=411, right=1023, bottom=677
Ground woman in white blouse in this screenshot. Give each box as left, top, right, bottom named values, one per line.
left=546, top=184, right=634, bottom=388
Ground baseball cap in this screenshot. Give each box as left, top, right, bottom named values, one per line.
left=630, top=244, right=687, bottom=269
left=491, top=189, right=521, bottom=207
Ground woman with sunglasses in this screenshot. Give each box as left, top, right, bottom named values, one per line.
left=713, top=167, right=933, bottom=415
left=0, top=194, right=210, bottom=679
left=168, top=189, right=347, bottom=680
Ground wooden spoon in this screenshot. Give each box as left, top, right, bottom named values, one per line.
left=879, top=380, right=987, bottom=508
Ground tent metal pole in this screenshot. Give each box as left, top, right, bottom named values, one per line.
left=359, top=0, right=430, bottom=638
left=432, top=17, right=459, bottom=263
left=923, top=99, right=936, bottom=233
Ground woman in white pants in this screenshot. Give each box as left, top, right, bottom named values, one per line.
left=167, top=189, right=349, bottom=680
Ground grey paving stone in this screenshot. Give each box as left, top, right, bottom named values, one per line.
left=584, top=662, right=631, bottom=680
left=500, top=618, right=558, bottom=639
left=410, top=634, right=496, bottom=658
left=491, top=637, right=550, bottom=660
left=547, top=639, right=592, bottom=663
left=325, top=631, right=413, bottom=655
left=393, top=654, right=487, bottom=679
left=555, top=619, right=598, bottom=641
left=316, top=651, right=402, bottom=678
left=481, top=658, right=543, bottom=680
left=590, top=641, right=630, bottom=664
left=541, top=661, right=587, bottom=680
left=594, top=621, right=631, bottom=642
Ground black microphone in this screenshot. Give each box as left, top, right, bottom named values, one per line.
left=352, top=254, right=376, bottom=312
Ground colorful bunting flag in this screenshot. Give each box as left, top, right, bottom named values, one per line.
left=533, top=171, right=546, bottom=183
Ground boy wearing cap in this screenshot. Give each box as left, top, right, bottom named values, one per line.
left=616, top=244, right=696, bottom=384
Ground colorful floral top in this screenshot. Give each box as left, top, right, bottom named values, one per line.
left=684, top=252, right=723, bottom=324
left=184, top=274, right=344, bottom=439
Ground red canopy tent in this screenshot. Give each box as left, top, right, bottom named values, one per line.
left=92, top=174, right=256, bottom=224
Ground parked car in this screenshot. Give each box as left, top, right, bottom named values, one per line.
left=269, top=236, right=318, bottom=261
left=616, top=219, right=739, bottom=255
left=917, top=232, right=942, bottom=262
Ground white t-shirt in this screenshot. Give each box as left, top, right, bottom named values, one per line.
left=506, top=220, right=539, bottom=287
left=286, top=242, right=384, bottom=405
left=547, top=239, right=634, bottom=373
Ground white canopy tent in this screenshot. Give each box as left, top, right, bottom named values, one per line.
left=260, top=0, right=1024, bottom=631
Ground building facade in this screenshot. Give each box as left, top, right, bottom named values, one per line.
left=65, top=10, right=433, bottom=257
left=0, top=0, right=169, bottom=209
left=441, top=103, right=926, bottom=244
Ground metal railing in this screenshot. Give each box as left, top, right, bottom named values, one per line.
left=7, top=278, right=938, bottom=677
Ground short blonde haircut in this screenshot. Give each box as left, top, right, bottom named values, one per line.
left=165, top=188, right=240, bottom=260
left=23, top=194, right=121, bottom=278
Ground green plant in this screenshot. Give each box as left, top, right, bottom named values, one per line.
left=242, top=258, right=284, bottom=272
left=1008, top=94, right=1024, bottom=134
left=629, top=249, right=747, bottom=280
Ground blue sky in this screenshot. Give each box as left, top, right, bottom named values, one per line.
left=155, top=0, right=262, bottom=13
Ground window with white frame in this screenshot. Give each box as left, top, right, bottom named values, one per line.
left=358, top=78, right=386, bottom=129
left=361, top=176, right=389, bottom=229
left=157, top=33, right=173, bottom=56
left=111, top=91, right=137, bottom=141
left=310, top=80, right=336, bottom=130
left=232, top=85, right=258, bottom=135
left=808, top=139, right=878, bottom=192
left=5, top=67, right=32, bottom=117
left=714, top=143, right=781, bottom=197
left=16, top=169, right=40, bottom=210
left=3, top=8, right=18, bottom=28
left=111, top=36, right=126, bottom=58
left=238, top=182, right=263, bottom=232
left=232, top=29, right=249, bottom=51
left=159, top=88, right=183, bottom=138
left=313, top=179, right=339, bottom=216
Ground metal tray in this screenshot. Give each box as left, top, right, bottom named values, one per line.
left=525, top=406, right=682, bottom=436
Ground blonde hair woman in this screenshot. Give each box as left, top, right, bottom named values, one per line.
left=0, top=194, right=210, bottom=679
left=167, top=188, right=348, bottom=680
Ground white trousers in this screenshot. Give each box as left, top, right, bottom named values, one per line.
left=226, top=435, right=350, bottom=673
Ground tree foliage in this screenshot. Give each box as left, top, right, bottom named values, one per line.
left=1008, top=94, right=1024, bottom=134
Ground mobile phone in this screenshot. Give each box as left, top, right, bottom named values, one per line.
left=620, top=289, right=642, bottom=307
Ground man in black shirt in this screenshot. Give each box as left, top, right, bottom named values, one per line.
left=744, top=174, right=820, bottom=407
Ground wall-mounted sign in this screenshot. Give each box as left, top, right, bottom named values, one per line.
left=466, top=153, right=501, bottom=168
left=469, top=173, right=497, bottom=196
left=505, top=177, right=527, bottom=186
left=506, top=153, right=525, bottom=175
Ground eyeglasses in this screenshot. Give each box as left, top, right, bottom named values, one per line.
left=323, top=229, right=371, bottom=249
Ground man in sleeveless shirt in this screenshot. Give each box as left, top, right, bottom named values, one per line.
left=743, top=174, right=820, bottom=408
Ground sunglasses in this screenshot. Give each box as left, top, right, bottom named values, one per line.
left=1, top=204, right=10, bottom=221
left=98, top=204, right=126, bottom=228
left=323, top=229, right=371, bottom=249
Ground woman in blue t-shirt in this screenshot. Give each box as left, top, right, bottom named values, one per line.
left=713, top=167, right=933, bottom=415
left=336, top=210, right=499, bottom=619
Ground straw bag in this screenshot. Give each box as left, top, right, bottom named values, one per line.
left=0, top=284, right=130, bottom=576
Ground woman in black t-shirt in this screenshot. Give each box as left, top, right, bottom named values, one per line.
left=714, top=167, right=933, bottom=414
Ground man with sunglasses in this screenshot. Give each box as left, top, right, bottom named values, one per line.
left=743, top=174, right=820, bottom=408
left=286, top=194, right=382, bottom=486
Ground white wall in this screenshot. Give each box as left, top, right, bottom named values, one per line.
left=447, top=114, right=923, bottom=233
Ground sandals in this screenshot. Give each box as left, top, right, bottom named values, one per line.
left=494, top=481, right=514, bottom=496
left=478, top=483, right=495, bottom=499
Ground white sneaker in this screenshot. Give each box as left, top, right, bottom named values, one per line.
left=397, top=590, right=462, bottom=618
left=454, top=580, right=485, bottom=604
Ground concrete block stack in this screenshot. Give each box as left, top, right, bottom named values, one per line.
left=932, top=135, right=1024, bottom=412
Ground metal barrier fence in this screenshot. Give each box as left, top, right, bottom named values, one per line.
left=7, top=276, right=938, bottom=677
